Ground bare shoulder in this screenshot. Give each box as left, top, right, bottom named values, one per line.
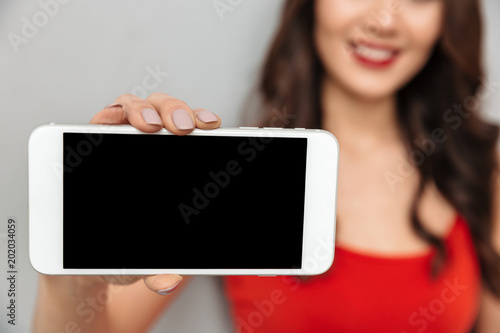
left=418, top=181, right=457, bottom=237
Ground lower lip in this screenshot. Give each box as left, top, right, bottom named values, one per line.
left=351, top=48, right=399, bottom=69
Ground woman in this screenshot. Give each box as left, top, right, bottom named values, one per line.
left=34, top=0, right=500, bottom=332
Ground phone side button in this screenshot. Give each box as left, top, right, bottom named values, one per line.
left=263, top=127, right=283, bottom=130
left=295, top=128, right=305, bottom=130
left=239, top=126, right=259, bottom=129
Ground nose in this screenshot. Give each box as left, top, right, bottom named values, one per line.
left=365, top=0, right=401, bottom=38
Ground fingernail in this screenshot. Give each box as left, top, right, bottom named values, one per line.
left=172, top=109, right=194, bottom=130
left=104, top=103, right=122, bottom=109
left=196, top=109, right=218, bottom=123
left=142, top=108, right=163, bottom=126
left=156, top=280, right=181, bottom=295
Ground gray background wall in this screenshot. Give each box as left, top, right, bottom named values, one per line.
left=0, top=0, right=499, bottom=332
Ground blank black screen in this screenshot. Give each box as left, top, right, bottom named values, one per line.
left=63, top=133, right=307, bottom=269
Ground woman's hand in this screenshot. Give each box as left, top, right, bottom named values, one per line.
left=91, top=92, right=221, bottom=135
left=88, top=92, right=222, bottom=294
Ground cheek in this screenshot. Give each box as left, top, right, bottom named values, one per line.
left=314, top=0, right=370, bottom=39
left=402, top=7, right=443, bottom=59
left=313, top=0, right=368, bottom=73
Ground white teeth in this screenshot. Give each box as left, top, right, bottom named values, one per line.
left=353, top=44, right=394, bottom=61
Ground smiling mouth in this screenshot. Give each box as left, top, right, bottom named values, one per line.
left=350, top=42, right=399, bottom=67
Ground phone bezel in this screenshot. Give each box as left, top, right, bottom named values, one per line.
left=28, top=124, right=339, bottom=276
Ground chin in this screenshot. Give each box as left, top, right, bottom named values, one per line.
left=343, top=81, right=400, bottom=102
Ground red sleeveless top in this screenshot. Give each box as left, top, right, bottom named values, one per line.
left=224, top=215, right=481, bottom=333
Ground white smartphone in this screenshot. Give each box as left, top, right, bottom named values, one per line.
left=28, top=124, right=339, bottom=276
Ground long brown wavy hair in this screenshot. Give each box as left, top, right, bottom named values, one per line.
left=243, top=0, right=500, bottom=296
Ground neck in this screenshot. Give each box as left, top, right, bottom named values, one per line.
left=320, top=75, right=400, bottom=150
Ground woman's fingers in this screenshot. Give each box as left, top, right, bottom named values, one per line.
left=110, top=94, right=165, bottom=133
left=143, top=274, right=183, bottom=295
left=89, top=94, right=162, bottom=134
left=145, top=92, right=197, bottom=135
left=89, top=103, right=127, bottom=125
left=193, top=108, right=222, bottom=129
left=145, top=93, right=221, bottom=135
left=100, top=275, right=145, bottom=286
left=92, top=93, right=221, bottom=135
left=76, top=274, right=183, bottom=297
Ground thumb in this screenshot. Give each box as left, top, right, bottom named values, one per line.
left=90, top=103, right=127, bottom=124
left=143, top=274, right=183, bottom=295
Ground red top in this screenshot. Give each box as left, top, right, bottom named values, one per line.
left=224, top=215, right=481, bottom=333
